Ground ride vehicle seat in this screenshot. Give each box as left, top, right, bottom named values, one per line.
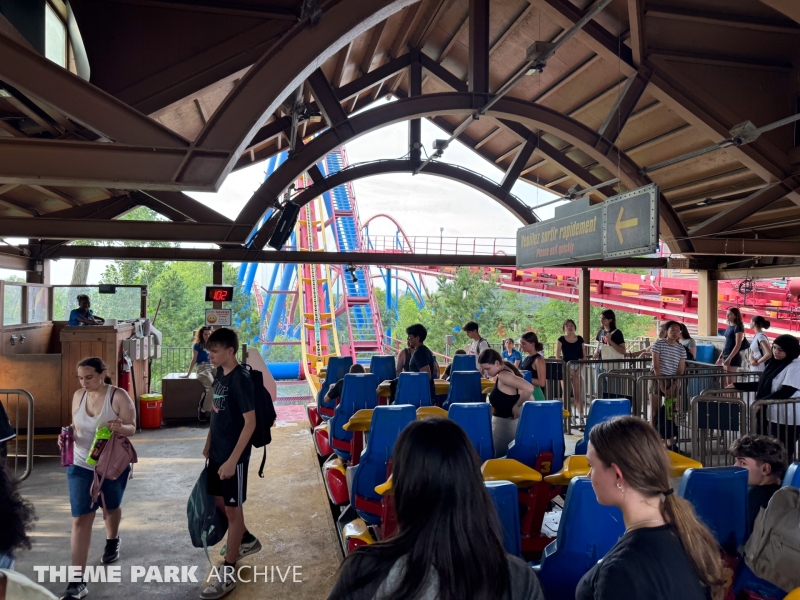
left=449, top=402, right=494, bottom=462
left=574, top=399, right=631, bottom=455
left=350, top=405, right=416, bottom=525
left=394, top=371, right=432, bottom=408
left=442, top=371, right=484, bottom=409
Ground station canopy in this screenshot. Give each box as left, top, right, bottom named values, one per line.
left=1, top=0, right=800, bottom=277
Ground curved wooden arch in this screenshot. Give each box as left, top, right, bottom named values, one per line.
left=238, top=92, right=690, bottom=252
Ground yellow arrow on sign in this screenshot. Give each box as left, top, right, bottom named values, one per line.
left=615, top=206, right=638, bottom=244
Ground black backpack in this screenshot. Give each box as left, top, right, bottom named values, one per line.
left=244, top=364, right=277, bottom=478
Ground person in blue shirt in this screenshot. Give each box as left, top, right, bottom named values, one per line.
left=181, top=326, right=214, bottom=422
left=501, top=338, right=522, bottom=367
left=67, top=294, right=104, bottom=327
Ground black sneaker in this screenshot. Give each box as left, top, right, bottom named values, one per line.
left=102, top=537, right=120, bottom=564
left=61, top=581, right=88, bottom=599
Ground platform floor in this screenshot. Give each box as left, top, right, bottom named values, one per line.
left=13, top=420, right=342, bottom=600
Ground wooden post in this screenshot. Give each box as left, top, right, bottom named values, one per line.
left=578, top=268, right=591, bottom=341
left=25, top=259, right=50, bottom=284
left=698, top=270, right=719, bottom=336
left=213, top=261, right=223, bottom=310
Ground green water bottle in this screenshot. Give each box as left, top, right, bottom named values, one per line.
left=86, top=426, right=112, bottom=466
left=664, top=397, right=676, bottom=421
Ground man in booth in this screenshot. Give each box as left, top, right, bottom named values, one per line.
left=68, top=294, right=105, bottom=326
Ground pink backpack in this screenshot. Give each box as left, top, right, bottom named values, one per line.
left=90, top=432, right=137, bottom=518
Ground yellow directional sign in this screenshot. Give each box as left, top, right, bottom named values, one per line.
left=517, top=184, right=658, bottom=268
left=615, top=207, right=639, bottom=244
left=603, top=184, right=658, bottom=259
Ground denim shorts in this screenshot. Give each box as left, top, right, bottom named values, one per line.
left=67, top=464, right=130, bottom=517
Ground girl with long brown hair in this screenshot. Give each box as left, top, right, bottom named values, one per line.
left=181, top=326, right=214, bottom=421
left=577, top=416, right=725, bottom=600
left=479, top=348, right=536, bottom=457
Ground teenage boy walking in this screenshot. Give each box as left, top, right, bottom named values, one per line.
left=200, top=328, right=261, bottom=599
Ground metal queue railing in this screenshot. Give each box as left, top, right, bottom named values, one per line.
left=750, top=398, right=800, bottom=461
left=692, top=389, right=749, bottom=467
left=1, top=389, right=34, bottom=482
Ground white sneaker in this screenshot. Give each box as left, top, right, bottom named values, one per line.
left=219, top=536, right=262, bottom=561
left=200, top=574, right=236, bottom=599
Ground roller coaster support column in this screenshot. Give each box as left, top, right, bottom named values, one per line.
left=213, top=261, right=223, bottom=310
left=698, top=271, right=719, bottom=336
left=578, top=268, right=591, bottom=342
left=266, top=263, right=296, bottom=342
left=385, top=268, right=393, bottom=344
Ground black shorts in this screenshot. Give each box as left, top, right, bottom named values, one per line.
left=207, top=459, right=248, bottom=507
left=722, top=352, right=743, bottom=367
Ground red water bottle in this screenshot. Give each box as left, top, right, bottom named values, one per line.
left=60, top=426, right=74, bottom=467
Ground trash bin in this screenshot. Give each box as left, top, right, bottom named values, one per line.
left=139, top=393, right=163, bottom=429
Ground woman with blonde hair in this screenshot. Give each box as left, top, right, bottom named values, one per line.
left=181, top=326, right=214, bottom=421
left=578, top=416, right=725, bottom=600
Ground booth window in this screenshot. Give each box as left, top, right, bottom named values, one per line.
left=27, top=286, right=49, bottom=323
left=3, top=285, right=22, bottom=325
left=45, top=2, right=67, bottom=68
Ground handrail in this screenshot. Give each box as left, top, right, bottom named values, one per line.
left=2, top=389, right=34, bottom=482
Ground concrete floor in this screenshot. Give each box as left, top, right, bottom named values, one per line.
left=14, top=422, right=342, bottom=600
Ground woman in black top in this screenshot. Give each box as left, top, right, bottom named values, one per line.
left=327, top=419, right=545, bottom=600
left=577, top=417, right=724, bottom=600
left=556, top=319, right=585, bottom=421
left=519, top=332, right=546, bottom=399
left=717, top=307, right=745, bottom=383
left=479, top=348, right=536, bottom=457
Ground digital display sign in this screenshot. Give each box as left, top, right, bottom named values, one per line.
left=204, top=285, right=234, bottom=302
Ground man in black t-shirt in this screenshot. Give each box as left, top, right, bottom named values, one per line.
left=406, top=324, right=439, bottom=393
left=201, top=328, right=260, bottom=600
left=324, top=364, right=366, bottom=405
left=730, top=434, right=787, bottom=534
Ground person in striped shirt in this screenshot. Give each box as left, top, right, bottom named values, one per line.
left=649, top=321, right=687, bottom=441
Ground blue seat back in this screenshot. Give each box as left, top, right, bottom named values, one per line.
left=317, top=356, right=354, bottom=415
left=395, top=372, right=432, bottom=408
left=452, top=354, right=478, bottom=372
left=521, top=370, right=533, bottom=384
left=329, top=373, right=380, bottom=459
left=485, top=481, right=521, bottom=556
left=507, top=401, right=565, bottom=473
left=783, top=462, right=800, bottom=488
left=574, top=398, right=631, bottom=455
left=369, top=355, right=396, bottom=384
left=443, top=371, right=484, bottom=409
left=449, top=402, right=494, bottom=462
left=678, top=466, right=748, bottom=553
left=351, top=405, right=416, bottom=524
left=537, top=477, right=625, bottom=600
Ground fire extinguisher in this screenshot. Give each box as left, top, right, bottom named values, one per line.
left=119, top=351, right=133, bottom=395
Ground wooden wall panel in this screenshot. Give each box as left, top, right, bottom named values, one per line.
left=0, top=355, right=62, bottom=430
left=0, top=323, right=54, bottom=355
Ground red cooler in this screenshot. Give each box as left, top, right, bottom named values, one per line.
left=139, top=393, right=163, bottom=429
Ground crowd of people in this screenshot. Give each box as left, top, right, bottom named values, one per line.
left=4, top=305, right=800, bottom=600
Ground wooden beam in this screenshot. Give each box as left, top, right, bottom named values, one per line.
left=627, top=0, right=645, bottom=65
left=438, top=16, right=468, bottom=63
left=0, top=196, right=39, bottom=216
left=597, top=68, right=651, bottom=145
left=333, top=42, right=353, bottom=88
left=468, top=0, right=490, bottom=94
left=389, top=3, right=423, bottom=59
left=474, top=127, right=501, bottom=149
left=408, top=0, right=454, bottom=50
left=307, top=69, right=356, bottom=142
left=647, top=5, right=800, bottom=34
left=360, top=20, right=388, bottom=75
left=501, top=137, right=537, bottom=192
left=28, top=185, right=82, bottom=207
left=648, top=49, right=793, bottom=72
left=689, top=178, right=800, bottom=236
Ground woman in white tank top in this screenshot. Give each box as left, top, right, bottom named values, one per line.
left=57, top=357, right=135, bottom=600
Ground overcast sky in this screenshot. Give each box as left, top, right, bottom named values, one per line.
left=1, top=99, right=564, bottom=285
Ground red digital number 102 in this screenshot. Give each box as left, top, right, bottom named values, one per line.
left=212, top=290, right=228, bottom=301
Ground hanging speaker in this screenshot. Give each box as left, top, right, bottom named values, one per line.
left=267, top=202, right=301, bottom=250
